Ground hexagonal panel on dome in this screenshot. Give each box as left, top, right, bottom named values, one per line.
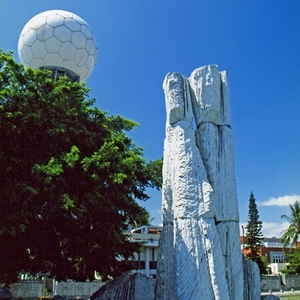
left=86, top=56, right=95, bottom=70
left=80, top=25, right=93, bottom=39
left=43, top=53, right=63, bottom=66
left=78, top=50, right=88, bottom=67
left=31, top=58, right=45, bottom=69
left=72, top=31, right=87, bottom=49
left=31, top=40, right=47, bottom=59
left=45, top=36, right=62, bottom=53
left=37, top=24, right=54, bottom=41
left=21, top=22, right=34, bottom=37
left=73, top=15, right=86, bottom=25
left=21, top=45, right=34, bottom=66
left=73, top=48, right=85, bottom=64
left=77, top=65, right=89, bottom=80
left=54, top=26, right=72, bottom=42
left=18, top=9, right=98, bottom=82
left=64, top=18, right=81, bottom=31
left=24, top=28, right=37, bottom=46
left=47, top=14, right=64, bottom=27
left=60, top=42, right=76, bottom=60
left=86, top=39, right=97, bottom=55
left=31, top=16, right=47, bottom=30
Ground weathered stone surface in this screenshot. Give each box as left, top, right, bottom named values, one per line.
left=261, top=295, right=280, bottom=300
left=155, top=66, right=259, bottom=299
left=91, top=273, right=154, bottom=300
left=189, top=65, right=231, bottom=126
left=243, top=256, right=261, bottom=300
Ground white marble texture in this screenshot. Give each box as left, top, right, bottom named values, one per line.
left=155, top=66, right=259, bottom=299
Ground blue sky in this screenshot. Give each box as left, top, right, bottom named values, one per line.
left=1, top=1, right=300, bottom=237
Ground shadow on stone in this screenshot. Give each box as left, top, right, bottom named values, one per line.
left=90, top=273, right=154, bottom=300
left=261, top=295, right=280, bottom=300
left=52, top=295, right=68, bottom=300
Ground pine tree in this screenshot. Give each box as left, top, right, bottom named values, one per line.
left=245, top=192, right=267, bottom=275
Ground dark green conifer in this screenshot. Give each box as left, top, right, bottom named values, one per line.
left=245, top=192, right=267, bottom=275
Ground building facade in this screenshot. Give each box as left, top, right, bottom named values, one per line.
left=240, top=236, right=296, bottom=274
left=126, top=225, right=162, bottom=278
left=261, top=237, right=295, bottom=264
left=241, top=236, right=295, bottom=263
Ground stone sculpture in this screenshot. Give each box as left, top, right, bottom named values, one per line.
left=154, top=65, right=260, bottom=300
left=91, top=273, right=155, bottom=300
left=243, top=256, right=261, bottom=299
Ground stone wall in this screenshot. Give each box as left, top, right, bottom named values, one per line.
left=9, top=281, right=44, bottom=298
left=261, top=274, right=300, bottom=292
left=55, top=281, right=105, bottom=298
left=261, top=276, right=281, bottom=292
left=5, top=280, right=105, bottom=298
left=6, top=276, right=300, bottom=297
left=281, top=274, right=300, bottom=290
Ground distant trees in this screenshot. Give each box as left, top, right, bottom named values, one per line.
left=282, top=248, right=300, bottom=274
left=280, top=201, right=300, bottom=274
left=244, top=192, right=267, bottom=275
left=0, top=50, right=162, bottom=283
left=281, top=201, right=300, bottom=248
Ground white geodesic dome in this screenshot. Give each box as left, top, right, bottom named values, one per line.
left=18, top=10, right=98, bottom=82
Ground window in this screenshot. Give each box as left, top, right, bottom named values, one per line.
left=270, top=251, right=285, bottom=263
left=149, top=261, right=157, bottom=270
left=126, top=260, right=145, bottom=269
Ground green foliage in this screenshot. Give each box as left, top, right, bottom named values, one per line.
left=43, top=288, right=50, bottom=297
left=281, top=201, right=300, bottom=249
left=245, top=192, right=263, bottom=252
left=284, top=248, right=300, bottom=274
left=0, top=50, right=162, bottom=282
left=245, top=192, right=267, bottom=275
left=261, top=255, right=271, bottom=274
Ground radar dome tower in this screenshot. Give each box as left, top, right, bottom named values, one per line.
left=18, top=10, right=98, bottom=82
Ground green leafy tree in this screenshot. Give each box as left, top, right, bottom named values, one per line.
left=282, top=248, right=300, bottom=274
left=244, top=192, right=267, bottom=275
left=0, top=50, right=162, bottom=282
left=261, top=256, right=271, bottom=274
left=281, top=201, right=300, bottom=249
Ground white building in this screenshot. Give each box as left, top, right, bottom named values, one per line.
left=126, top=225, right=162, bottom=278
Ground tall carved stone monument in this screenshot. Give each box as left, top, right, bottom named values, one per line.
left=155, top=65, right=260, bottom=300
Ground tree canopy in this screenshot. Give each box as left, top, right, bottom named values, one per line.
left=244, top=192, right=267, bottom=275
left=281, top=201, right=300, bottom=249
left=0, top=50, right=162, bottom=283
